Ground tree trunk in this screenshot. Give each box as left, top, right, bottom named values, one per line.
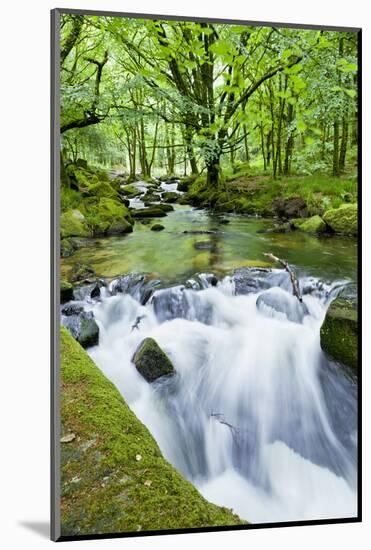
left=206, top=158, right=220, bottom=186
left=339, top=115, right=349, bottom=173
left=184, top=127, right=198, bottom=174
left=260, top=125, right=267, bottom=171
left=283, top=103, right=294, bottom=176
left=333, top=120, right=340, bottom=176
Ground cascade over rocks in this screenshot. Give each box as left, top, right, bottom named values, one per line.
left=256, top=287, right=309, bottom=323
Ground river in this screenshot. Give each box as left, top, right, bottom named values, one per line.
left=61, top=198, right=358, bottom=524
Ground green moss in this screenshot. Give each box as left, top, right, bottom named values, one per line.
left=61, top=209, right=91, bottom=238
left=60, top=327, right=245, bottom=536
left=295, top=215, right=327, bottom=233
left=84, top=198, right=134, bottom=236
left=184, top=173, right=357, bottom=219
left=320, top=299, right=358, bottom=370
left=323, top=204, right=358, bottom=235
left=86, top=181, right=118, bottom=200
left=120, top=185, right=141, bottom=198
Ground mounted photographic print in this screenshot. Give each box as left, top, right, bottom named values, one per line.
left=51, top=8, right=361, bottom=541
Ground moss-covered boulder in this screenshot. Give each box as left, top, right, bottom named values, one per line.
left=162, top=191, right=179, bottom=203
left=293, top=215, right=327, bottom=234
left=86, top=181, right=118, bottom=200
left=84, top=198, right=134, bottom=236
left=132, top=207, right=167, bottom=219
left=61, top=209, right=91, bottom=238
left=61, top=280, right=74, bottom=303
left=132, top=338, right=175, bottom=382
left=178, top=175, right=198, bottom=192
left=323, top=204, right=358, bottom=235
left=320, top=297, right=358, bottom=371
left=120, top=184, right=142, bottom=198
left=60, top=327, right=244, bottom=536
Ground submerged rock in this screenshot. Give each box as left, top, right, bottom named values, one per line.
left=132, top=337, right=175, bottom=382
left=151, top=224, right=165, bottom=231
left=323, top=204, right=357, bottom=236
left=256, top=287, right=309, bottom=323
left=60, top=237, right=79, bottom=258
left=320, top=294, right=358, bottom=370
left=62, top=310, right=99, bottom=348
left=70, top=264, right=96, bottom=284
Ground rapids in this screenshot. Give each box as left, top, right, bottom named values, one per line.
left=84, top=269, right=357, bottom=523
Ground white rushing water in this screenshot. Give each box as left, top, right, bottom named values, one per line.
left=87, top=272, right=357, bottom=524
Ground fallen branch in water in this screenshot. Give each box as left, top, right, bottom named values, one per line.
left=263, top=253, right=302, bottom=302
left=131, top=315, right=146, bottom=332
left=211, top=413, right=239, bottom=433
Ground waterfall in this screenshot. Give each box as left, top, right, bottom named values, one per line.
left=86, top=270, right=357, bottom=524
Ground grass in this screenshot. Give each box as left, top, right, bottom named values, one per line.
left=185, top=164, right=357, bottom=217
left=60, top=326, right=245, bottom=537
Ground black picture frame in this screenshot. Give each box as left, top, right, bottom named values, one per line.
left=51, top=8, right=362, bottom=542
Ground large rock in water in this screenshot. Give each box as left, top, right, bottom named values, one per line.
left=256, top=287, right=309, bottom=323
left=292, top=215, right=327, bottom=234
left=320, top=295, right=358, bottom=370
left=323, top=204, right=357, bottom=235
left=132, top=338, right=175, bottom=382
left=62, top=309, right=99, bottom=348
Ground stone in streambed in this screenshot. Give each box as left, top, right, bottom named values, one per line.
left=132, top=337, right=175, bottom=382
left=62, top=310, right=99, bottom=349
left=320, top=295, right=358, bottom=370
left=151, top=224, right=165, bottom=231
left=291, top=215, right=327, bottom=234
left=132, top=207, right=167, bottom=218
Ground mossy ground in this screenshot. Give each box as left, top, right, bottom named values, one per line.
left=60, top=327, right=245, bottom=537
left=185, top=168, right=357, bottom=221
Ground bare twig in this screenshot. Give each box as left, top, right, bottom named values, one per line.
left=263, top=253, right=302, bottom=302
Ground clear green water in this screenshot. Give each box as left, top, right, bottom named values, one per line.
left=61, top=205, right=357, bottom=284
